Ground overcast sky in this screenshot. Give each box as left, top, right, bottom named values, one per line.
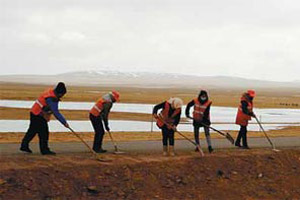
left=1, top=0, right=300, bottom=81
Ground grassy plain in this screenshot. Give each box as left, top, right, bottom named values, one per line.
left=1, top=82, right=299, bottom=143
left=1, top=82, right=300, bottom=108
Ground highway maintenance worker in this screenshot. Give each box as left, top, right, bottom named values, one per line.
left=89, top=91, right=120, bottom=153
left=153, top=97, right=183, bottom=156
left=20, top=82, right=69, bottom=155
left=186, top=90, right=214, bottom=153
left=235, top=89, right=256, bottom=149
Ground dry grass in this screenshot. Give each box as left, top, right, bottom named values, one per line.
left=1, top=82, right=300, bottom=108
left=1, top=83, right=299, bottom=144
left=0, top=107, right=153, bottom=121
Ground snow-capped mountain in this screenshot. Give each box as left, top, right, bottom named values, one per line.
left=1, top=70, right=300, bottom=89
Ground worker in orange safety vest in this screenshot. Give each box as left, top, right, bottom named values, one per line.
left=20, top=82, right=69, bottom=155
left=153, top=97, right=183, bottom=156
left=89, top=91, right=120, bottom=153
left=186, top=90, right=213, bottom=153
left=235, top=90, right=256, bottom=149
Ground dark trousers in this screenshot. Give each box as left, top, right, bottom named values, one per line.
left=89, top=113, right=105, bottom=151
left=161, top=125, right=175, bottom=146
left=21, top=113, right=50, bottom=153
left=194, top=125, right=211, bottom=146
left=236, top=125, right=248, bottom=147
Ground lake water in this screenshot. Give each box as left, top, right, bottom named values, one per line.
left=1, top=99, right=300, bottom=123
left=0, top=99, right=299, bottom=133
left=0, top=119, right=294, bottom=133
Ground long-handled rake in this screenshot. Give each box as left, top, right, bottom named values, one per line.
left=107, top=131, right=125, bottom=154
left=188, top=117, right=235, bottom=144
left=157, top=116, right=204, bottom=157
left=174, top=128, right=205, bottom=157
left=254, top=116, right=280, bottom=152
left=68, top=127, right=109, bottom=162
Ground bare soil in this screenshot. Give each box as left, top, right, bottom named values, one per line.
left=0, top=149, right=299, bottom=199
left=1, top=83, right=300, bottom=200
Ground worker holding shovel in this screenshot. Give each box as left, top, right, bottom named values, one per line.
left=235, top=90, right=256, bottom=149
left=186, top=90, right=214, bottom=153
left=20, top=82, right=69, bottom=155
left=153, top=97, right=183, bottom=156
left=89, top=91, right=120, bottom=153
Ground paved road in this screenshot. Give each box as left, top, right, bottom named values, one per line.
left=1, top=137, right=299, bottom=155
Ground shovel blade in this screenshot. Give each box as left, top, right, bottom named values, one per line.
left=272, top=148, right=280, bottom=152
left=226, top=133, right=235, bottom=144
left=114, top=151, right=126, bottom=154
left=95, top=156, right=112, bottom=162
left=196, top=145, right=205, bottom=157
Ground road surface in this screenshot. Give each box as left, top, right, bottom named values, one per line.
left=1, top=136, right=299, bottom=155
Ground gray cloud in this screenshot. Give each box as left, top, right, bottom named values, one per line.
left=1, top=0, right=300, bottom=81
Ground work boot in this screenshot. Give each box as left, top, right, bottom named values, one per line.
left=95, top=149, right=107, bottom=153
left=235, top=142, right=242, bottom=148
left=241, top=146, right=250, bottom=149
left=41, top=150, right=56, bottom=155
left=169, top=146, right=175, bottom=157
left=163, top=145, right=168, bottom=156
left=20, top=145, right=32, bottom=153
left=208, top=146, right=214, bottom=153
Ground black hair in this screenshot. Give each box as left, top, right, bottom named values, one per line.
left=54, top=82, right=67, bottom=96
left=198, top=90, right=208, bottom=104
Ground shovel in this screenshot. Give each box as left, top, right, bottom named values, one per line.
left=174, top=128, right=205, bottom=157
left=254, top=116, right=280, bottom=152
left=188, top=117, right=235, bottom=144
left=156, top=115, right=204, bottom=157
left=68, top=127, right=110, bottom=162
left=107, top=131, right=125, bottom=154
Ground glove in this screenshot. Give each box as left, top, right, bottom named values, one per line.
left=153, top=114, right=158, bottom=119
left=105, top=125, right=110, bottom=132
left=172, top=126, right=177, bottom=132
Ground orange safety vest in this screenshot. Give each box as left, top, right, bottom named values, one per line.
left=90, top=98, right=108, bottom=117
left=156, top=102, right=181, bottom=128
left=31, top=88, right=57, bottom=116
left=235, top=95, right=253, bottom=126
left=193, top=98, right=212, bottom=121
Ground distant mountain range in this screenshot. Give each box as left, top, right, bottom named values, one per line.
left=1, top=70, right=300, bottom=89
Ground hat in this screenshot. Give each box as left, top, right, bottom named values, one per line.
left=111, top=91, right=120, bottom=102
left=168, top=97, right=183, bottom=109
left=247, top=89, right=256, bottom=97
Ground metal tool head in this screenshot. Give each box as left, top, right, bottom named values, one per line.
left=272, top=148, right=281, bottom=152
left=113, top=151, right=126, bottom=154
left=226, top=133, right=235, bottom=144
left=95, top=155, right=112, bottom=162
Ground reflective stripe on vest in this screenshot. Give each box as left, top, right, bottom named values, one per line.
left=31, top=88, right=57, bottom=116
left=35, top=100, right=43, bottom=108
left=93, top=105, right=101, bottom=113
left=90, top=98, right=108, bottom=117
left=156, top=102, right=181, bottom=128
left=193, top=98, right=211, bottom=121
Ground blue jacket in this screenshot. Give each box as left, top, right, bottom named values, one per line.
left=45, top=98, right=67, bottom=125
